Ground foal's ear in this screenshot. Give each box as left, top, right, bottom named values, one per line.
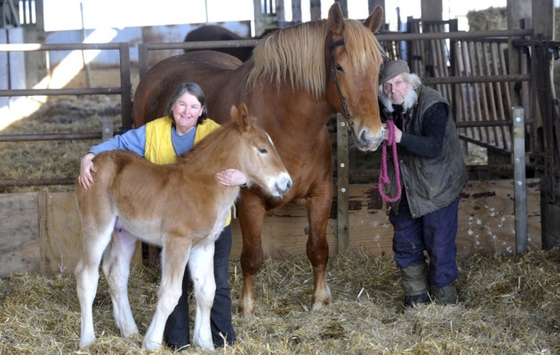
left=232, top=103, right=254, bottom=132
left=364, top=5, right=384, bottom=33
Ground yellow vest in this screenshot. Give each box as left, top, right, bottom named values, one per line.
left=144, top=116, right=232, bottom=225
left=144, top=116, right=222, bottom=164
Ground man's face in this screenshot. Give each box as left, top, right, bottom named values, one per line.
left=382, top=74, right=410, bottom=105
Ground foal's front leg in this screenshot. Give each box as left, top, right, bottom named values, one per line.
left=142, top=238, right=191, bottom=351
left=189, top=242, right=216, bottom=351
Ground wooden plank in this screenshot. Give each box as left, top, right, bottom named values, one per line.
left=0, top=179, right=542, bottom=275
left=40, top=192, right=142, bottom=274
left=0, top=193, right=41, bottom=276
left=457, top=179, right=541, bottom=256
left=230, top=202, right=337, bottom=259
left=40, top=192, right=82, bottom=274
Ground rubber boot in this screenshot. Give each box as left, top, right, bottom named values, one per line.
left=401, top=263, right=430, bottom=307
left=432, top=284, right=458, bottom=305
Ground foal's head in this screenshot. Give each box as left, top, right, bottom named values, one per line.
left=223, top=104, right=292, bottom=198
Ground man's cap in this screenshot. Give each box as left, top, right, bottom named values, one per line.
left=379, top=59, right=410, bottom=84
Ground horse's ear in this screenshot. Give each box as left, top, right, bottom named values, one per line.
left=327, top=2, right=344, bottom=35
left=232, top=103, right=253, bottom=132
left=364, top=5, right=384, bottom=33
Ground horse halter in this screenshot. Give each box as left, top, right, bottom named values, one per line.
left=328, top=39, right=356, bottom=138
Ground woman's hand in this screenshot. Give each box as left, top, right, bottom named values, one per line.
left=78, top=153, right=97, bottom=190
left=216, top=169, right=248, bottom=187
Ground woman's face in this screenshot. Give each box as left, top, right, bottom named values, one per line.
left=171, top=92, right=204, bottom=135
left=382, top=74, right=410, bottom=105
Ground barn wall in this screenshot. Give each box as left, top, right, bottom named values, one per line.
left=0, top=179, right=541, bottom=277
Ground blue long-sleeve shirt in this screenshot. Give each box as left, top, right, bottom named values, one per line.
left=88, top=125, right=197, bottom=157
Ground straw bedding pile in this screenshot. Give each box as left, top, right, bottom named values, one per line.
left=1, top=248, right=558, bottom=354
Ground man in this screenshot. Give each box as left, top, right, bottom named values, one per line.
left=378, top=60, right=468, bottom=306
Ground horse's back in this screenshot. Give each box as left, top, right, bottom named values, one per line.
left=133, top=52, right=245, bottom=127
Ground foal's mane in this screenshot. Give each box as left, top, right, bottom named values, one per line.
left=176, top=122, right=235, bottom=166
left=247, top=18, right=383, bottom=99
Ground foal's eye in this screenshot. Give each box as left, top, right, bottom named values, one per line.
left=258, top=148, right=268, bottom=154
left=335, top=63, right=344, bottom=72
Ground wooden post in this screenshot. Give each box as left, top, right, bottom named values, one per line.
left=512, top=107, right=527, bottom=253
left=336, top=113, right=349, bottom=254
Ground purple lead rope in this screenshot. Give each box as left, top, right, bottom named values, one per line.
left=378, top=120, right=402, bottom=203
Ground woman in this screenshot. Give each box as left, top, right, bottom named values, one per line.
left=78, top=82, right=242, bottom=349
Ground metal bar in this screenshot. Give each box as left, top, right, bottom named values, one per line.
left=138, top=43, right=149, bottom=78
left=0, top=87, right=122, bottom=97
left=455, top=120, right=511, bottom=128
left=0, top=178, right=75, bottom=187
left=458, top=134, right=512, bottom=154
left=422, top=74, right=530, bottom=85
left=376, top=29, right=533, bottom=42
left=142, top=39, right=260, bottom=51
left=0, top=42, right=126, bottom=51
left=512, top=107, right=527, bottom=254
left=119, top=42, right=133, bottom=130
left=0, top=132, right=101, bottom=142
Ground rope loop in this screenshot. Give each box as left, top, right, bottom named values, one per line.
left=378, top=120, right=402, bottom=203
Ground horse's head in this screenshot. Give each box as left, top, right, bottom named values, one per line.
left=230, top=103, right=292, bottom=198
left=325, top=3, right=385, bottom=151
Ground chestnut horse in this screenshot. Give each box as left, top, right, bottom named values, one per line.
left=133, top=3, right=385, bottom=317
left=74, top=104, right=292, bottom=351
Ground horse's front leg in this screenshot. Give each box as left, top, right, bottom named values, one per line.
left=142, top=237, right=191, bottom=351
left=188, top=242, right=216, bottom=350
left=237, top=195, right=267, bottom=318
left=101, top=219, right=139, bottom=338
left=306, top=182, right=333, bottom=311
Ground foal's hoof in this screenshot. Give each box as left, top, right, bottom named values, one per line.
left=142, top=339, right=162, bottom=351
left=79, top=335, right=96, bottom=349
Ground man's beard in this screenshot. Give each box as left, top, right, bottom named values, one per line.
left=380, top=87, right=418, bottom=112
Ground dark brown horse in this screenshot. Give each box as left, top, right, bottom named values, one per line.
left=183, top=25, right=254, bottom=62
left=133, top=3, right=385, bottom=317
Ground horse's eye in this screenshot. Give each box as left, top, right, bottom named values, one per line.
left=335, top=63, right=344, bottom=72
left=258, top=148, right=268, bottom=154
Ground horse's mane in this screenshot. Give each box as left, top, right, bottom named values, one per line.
left=247, top=19, right=383, bottom=99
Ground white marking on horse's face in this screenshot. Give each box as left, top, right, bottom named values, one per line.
left=266, top=132, right=275, bottom=147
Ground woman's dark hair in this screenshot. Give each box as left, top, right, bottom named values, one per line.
left=166, top=82, right=208, bottom=125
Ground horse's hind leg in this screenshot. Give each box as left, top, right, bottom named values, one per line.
left=101, top=218, right=139, bottom=338
left=75, top=215, right=116, bottom=348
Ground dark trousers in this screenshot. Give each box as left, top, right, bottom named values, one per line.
left=164, top=225, right=236, bottom=349
left=389, top=192, right=460, bottom=287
